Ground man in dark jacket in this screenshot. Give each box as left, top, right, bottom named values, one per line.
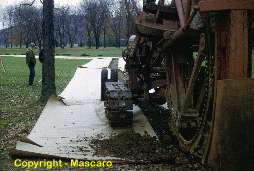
left=26, top=43, right=36, bottom=86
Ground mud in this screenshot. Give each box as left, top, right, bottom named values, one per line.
left=90, top=131, right=174, bottom=163
left=89, top=101, right=211, bottom=170
left=90, top=131, right=208, bottom=170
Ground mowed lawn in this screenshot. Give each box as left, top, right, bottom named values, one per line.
left=0, top=47, right=124, bottom=57
left=0, top=57, right=90, bottom=169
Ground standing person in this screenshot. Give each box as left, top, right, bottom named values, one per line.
left=26, top=43, right=36, bottom=86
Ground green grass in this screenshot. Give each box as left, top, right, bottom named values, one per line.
left=0, top=48, right=28, bottom=55
left=0, top=57, right=90, bottom=169
left=0, top=47, right=124, bottom=57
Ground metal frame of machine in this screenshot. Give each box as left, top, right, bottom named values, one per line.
left=121, top=0, right=254, bottom=170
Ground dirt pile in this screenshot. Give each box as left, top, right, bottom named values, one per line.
left=90, top=132, right=208, bottom=170
left=89, top=101, right=210, bottom=170
left=91, top=132, right=182, bottom=163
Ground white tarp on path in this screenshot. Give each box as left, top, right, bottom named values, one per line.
left=14, top=58, right=157, bottom=161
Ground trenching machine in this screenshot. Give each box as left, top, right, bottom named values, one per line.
left=102, top=0, right=254, bottom=170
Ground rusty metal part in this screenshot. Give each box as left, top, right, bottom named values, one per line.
left=175, top=0, right=186, bottom=27
left=166, top=32, right=216, bottom=163
left=123, top=0, right=254, bottom=168
left=160, top=9, right=198, bottom=50
left=208, top=79, right=254, bottom=170
left=215, top=10, right=249, bottom=79
left=206, top=8, right=253, bottom=170
left=124, top=1, right=214, bottom=161
left=135, top=12, right=178, bottom=37
left=199, top=0, right=254, bottom=12
left=182, top=33, right=206, bottom=110
left=185, top=0, right=192, bottom=22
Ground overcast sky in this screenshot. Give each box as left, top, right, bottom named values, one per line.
left=0, top=0, right=82, bottom=7
left=0, top=0, right=148, bottom=29
left=0, top=0, right=82, bottom=29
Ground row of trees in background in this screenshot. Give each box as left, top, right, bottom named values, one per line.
left=0, top=0, right=140, bottom=49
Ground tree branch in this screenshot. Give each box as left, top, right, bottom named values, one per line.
left=21, top=0, right=37, bottom=7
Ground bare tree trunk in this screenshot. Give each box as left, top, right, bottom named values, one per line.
left=118, top=30, right=121, bottom=48
left=19, top=31, right=22, bottom=48
left=60, top=31, right=65, bottom=49
left=87, top=29, right=92, bottom=48
left=95, top=36, right=100, bottom=49
left=70, top=41, right=74, bottom=48
left=94, top=32, right=100, bottom=49
left=103, top=25, right=106, bottom=48
left=10, top=27, right=13, bottom=48
left=124, top=0, right=131, bottom=39
left=41, top=0, right=56, bottom=103
left=118, top=18, right=121, bottom=48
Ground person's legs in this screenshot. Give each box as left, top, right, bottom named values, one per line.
left=28, top=64, right=35, bottom=85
